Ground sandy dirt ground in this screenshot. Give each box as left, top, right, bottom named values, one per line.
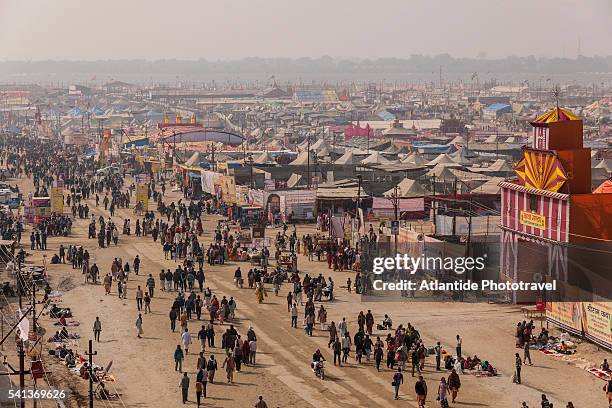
left=1, top=173, right=610, bottom=408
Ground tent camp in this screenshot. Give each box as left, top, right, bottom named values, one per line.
left=361, top=151, right=391, bottom=165
left=427, top=153, right=456, bottom=166
left=254, top=152, right=275, bottom=164
left=334, top=150, right=360, bottom=165
left=316, top=179, right=367, bottom=200
left=401, top=152, right=428, bottom=166
left=471, top=177, right=505, bottom=194
left=289, top=150, right=317, bottom=165
left=287, top=173, right=305, bottom=188
left=384, top=178, right=430, bottom=197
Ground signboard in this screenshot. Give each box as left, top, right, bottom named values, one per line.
left=547, top=301, right=612, bottom=351
left=150, top=161, right=161, bottom=173
left=136, top=184, right=149, bottom=211
left=219, top=176, right=237, bottom=204
left=252, top=227, right=265, bottom=239
left=582, top=302, right=612, bottom=350
left=238, top=229, right=252, bottom=244
left=50, top=188, right=64, bottom=214
left=264, top=179, right=276, bottom=191
left=248, top=189, right=265, bottom=207
left=520, top=211, right=546, bottom=230
left=236, top=185, right=249, bottom=206
left=546, top=302, right=583, bottom=335
left=31, top=197, right=51, bottom=208
left=251, top=238, right=271, bottom=250
left=134, top=173, right=150, bottom=184
left=391, top=220, right=400, bottom=235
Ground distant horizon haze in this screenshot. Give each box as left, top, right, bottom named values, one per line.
left=1, top=0, right=611, bottom=60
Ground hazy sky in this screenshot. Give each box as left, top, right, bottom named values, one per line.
left=1, top=0, right=611, bottom=60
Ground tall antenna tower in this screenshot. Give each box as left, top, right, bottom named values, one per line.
left=552, top=86, right=561, bottom=109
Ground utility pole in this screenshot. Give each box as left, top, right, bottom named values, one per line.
left=390, top=185, right=400, bottom=258
left=389, top=185, right=402, bottom=295
left=86, top=340, right=97, bottom=408
left=466, top=194, right=473, bottom=258
left=394, top=185, right=399, bottom=257
left=356, top=175, right=362, bottom=217
left=247, top=154, right=254, bottom=189
left=452, top=177, right=458, bottom=237
left=209, top=144, right=216, bottom=172
left=306, top=136, right=311, bottom=189
left=31, top=284, right=37, bottom=408
left=356, top=174, right=362, bottom=243
left=18, top=266, right=25, bottom=408
left=431, top=175, right=437, bottom=232
left=331, top=131, right=336, bottom=177
left=0, top=266, right=27, bottom=408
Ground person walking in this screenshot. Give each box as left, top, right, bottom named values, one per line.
left=121, top=279, right=128, bottom=300
left=305, top=314, right=314, bottom=336
left=249, top=338, right=257, bottom=364
left=133, top=255, right=140, bottom=275
left=374, top=343, right=384, bottom=371
left=254, top=396, right=268, bottom=408
left=434, top=341, right=442, bottom=371
left=197, top=352, right=206, bottom=371
left=515, top=353, right=522, bottom=384
left=327, top=321, right=337, bottom=348
left=605, top=379, right=612, bottom=407
left=233, top=342, right=243, bottom=371
left=341, top=333, right=351, bottom=363
left=135, top=313, right=143, bottom=338
left=182, top=328, right=192, bottom=354
left=437, top=377, right=449, bottom=407
left=222, top=353, right=236, bottom=383
left=103, top=273, right=112, bottom=295
left=174, top=345, right=184, bottom=371
left=197, top=325, right=207, bottom=352
left=196, top=366, right=208, bottom=402
left=415, top=375, right=428, bottom=408
left=290, top=303, right=298, bottom=328
left=393, top=368, right=404, bottom=400
left=206, top=355, right=217, bottom=384
left=333, top=338, right=342, bottom=367
left=146, top=274, right=155, bottom=297
left=338, top=317, right=347, bottom=338
left=447, top=368, right=461, bottom=403
left=136, top=286, right=144, bottom=311
left=411, top=347, right=421, bottom=376
left=455, top=334, right=462, bottom=359
left=523, top=341, right=532, bottom=365
left=169, top=308, right=178, bottom=332
left=93, top=317, right=102, bottom=342
left=195, top=367, right=207, bottom=407
left=179, top=372, right=190, bottom=404
left=144, top=292, right=152, bottom=314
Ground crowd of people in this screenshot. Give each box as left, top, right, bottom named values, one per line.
left=0, top=133, right=604, bottom=408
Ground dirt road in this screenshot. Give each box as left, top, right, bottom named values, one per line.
left=4, top=176, right=608, bottom=408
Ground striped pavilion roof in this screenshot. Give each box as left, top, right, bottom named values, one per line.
left=531, top=107, right=579, bottom=125
left=498, top=181, right=569, bottom=200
